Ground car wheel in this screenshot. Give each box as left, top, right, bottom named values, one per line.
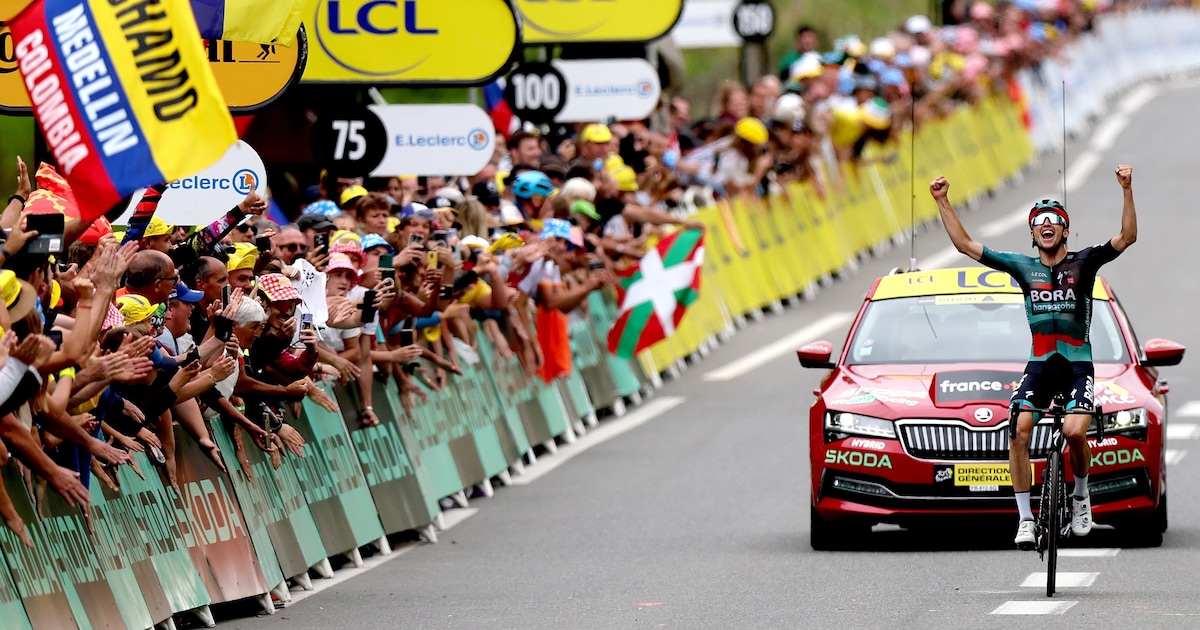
left=1125, top=494, right=1166, bottom=548
left=810, top=506, right=867, bottom=551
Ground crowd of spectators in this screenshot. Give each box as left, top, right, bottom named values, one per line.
left=0, top=0, right=1145, bottom=549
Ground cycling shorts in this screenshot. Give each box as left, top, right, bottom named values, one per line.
left=1010, top=355, right=1095, bottom=412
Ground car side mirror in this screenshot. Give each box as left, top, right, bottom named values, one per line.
left=1143, top=338, right=1185, bottom=367
left=797, top=340, right=836, bottom=369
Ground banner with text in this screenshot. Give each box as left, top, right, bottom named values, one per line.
left=516, top=0, right=682, bottom=44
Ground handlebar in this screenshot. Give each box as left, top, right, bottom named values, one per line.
left=1008, top=394, right=1105, bottom=441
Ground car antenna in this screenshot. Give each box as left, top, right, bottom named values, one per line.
left=1061, top=79, right=1067, bottom=207
left=908, top=81, right=918, bottom=273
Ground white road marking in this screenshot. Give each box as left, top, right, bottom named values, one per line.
left=1064, top=152, right=1100, bottom=192
left=1166, top=449, right=1187, bottom=466
left=991, top=601, right=1078, bottom=615
left=1021, top=572, right=1099, bottom=588
left=1177, top=401, right=1200, bottom=417
left=702, top=312, right=854, bottom=382
left=1166, top=424, right=1200, bottom=440
left=1089, top=114, right=1130, bottom=152
left=1059, top=548, right=1120, bottom=557
left=510, top=396, right=687, bottom=485
left=285, top=508, right=480, bottom=606
left=978, top=203, right=1039, bottom=238
left=1116, top=84, right=1160, bottom=116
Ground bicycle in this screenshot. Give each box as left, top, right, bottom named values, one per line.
left=1009, top=393, right=1104, bottom=597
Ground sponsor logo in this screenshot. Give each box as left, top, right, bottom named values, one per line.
left=934, top=370, right=1021, bottom=403
left=974, top=408, right=993, bottom=422
left=957, top=269, right=1020, bottom=290
left=824, top=450, right=893, bottom=469
left=394, top=129, right=492, bottom=150
left=1030, top=288, right=1076, bottom=302
left=848, top=438, right=886, bottom=451
left=1030, top=271, right=1049, bottom=280
left=934, top=466, right=954, bottom=483
left=1088, top=436, right=1118, bottom=448
left=953, top=463, right=1031, bottom=486
left=574, top=79, right=657, bottom=99
left=168, top=169, right=261, bottom=192
left=907, top=274, right=935, bottom=284
left=1095, top=381, right=1137, bottom=406
left=1090, top=448, right=1145, bottom=468
left=830, top=386, right=922, bottom=407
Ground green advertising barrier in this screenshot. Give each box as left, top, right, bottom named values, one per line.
left=91, top=451, right=211, bottom=625
left=0, top=544, right=30, bottom=630
left=558, top=371, right=595, bottom=426
left=587, top=291, right=644, bottom=399
left=0, top=459, right=131, bottom=629
left=475, top=333, right=533, bottom=460
left=171, top=425, right=274, bottom=604
left=208, top=418, right=326, bottom=583
left=570, top=312, right=620, bottom=411
left=289, top=387, right=386, bottom=558
left=346, top=379, right=440, bottom=535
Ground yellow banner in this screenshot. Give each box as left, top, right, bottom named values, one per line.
left=872, top=267, right=1110, bottom=301
left=953, top=463, right=1034, bottom=487
left=0, top=0, right=33, bottom=21
left=516, top=0, right=682, bottom=43
left=302, top=0, right=518, bottom=84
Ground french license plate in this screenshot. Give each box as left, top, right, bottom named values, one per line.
left=969, top=484, right=1000, bottom=492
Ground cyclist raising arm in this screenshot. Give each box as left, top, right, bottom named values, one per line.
left=929, top=165, right=1137, bottom=549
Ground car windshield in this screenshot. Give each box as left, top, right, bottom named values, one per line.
left=846, top=295, right=1131, bottom=365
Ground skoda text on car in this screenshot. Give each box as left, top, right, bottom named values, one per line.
left=797, top=267, right=1185, bottom=549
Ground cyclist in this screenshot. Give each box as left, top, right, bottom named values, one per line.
left=929, top=165, right=1137, bottom=548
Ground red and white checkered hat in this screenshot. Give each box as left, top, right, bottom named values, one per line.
left=102, top=302, right=124, bottom=330
left=257, top=273, right=303, bottom=304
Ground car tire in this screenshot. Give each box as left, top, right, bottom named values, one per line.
left=810, top=506, right=867, bottom=551
left=1125, top=493, right=1166, bottom=548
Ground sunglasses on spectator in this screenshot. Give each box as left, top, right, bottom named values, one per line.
left=235, top=224, right=254, bottom=233
left=1030, top=212, right=1066, bottom=228
left=281, top=243, right=302, bottom=252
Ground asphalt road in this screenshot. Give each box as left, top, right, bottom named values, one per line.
left=222, top=79, right=1200, bottom=630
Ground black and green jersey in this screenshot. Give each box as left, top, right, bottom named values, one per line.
left=979, top=242, right=1121, bottom=362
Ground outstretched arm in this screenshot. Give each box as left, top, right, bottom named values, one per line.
left=1110, top=165, right=1136, bottom=252
left=930, top=176, right=984, bottom=261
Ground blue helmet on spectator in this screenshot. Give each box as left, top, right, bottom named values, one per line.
left=512, top=171, right=555, bottom=200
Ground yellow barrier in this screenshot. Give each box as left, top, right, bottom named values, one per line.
left=636, top=94, right=1035, bottom=374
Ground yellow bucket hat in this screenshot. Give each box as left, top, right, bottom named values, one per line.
left=116, top=294, right=156, bottom=325
left=144, top=216, right=174, bottom=238
left=226, top=242, right=259, bottom=271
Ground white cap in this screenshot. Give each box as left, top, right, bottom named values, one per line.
left=869, top=37, right=897, bottom=59
left=433, top=185, right=465, bottom=204
left=905, top=14, right=932, bottom=34
left=772, top=93, right=806, bottom=125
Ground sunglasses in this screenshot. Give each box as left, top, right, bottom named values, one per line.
left=235, top=224, right=254, bottom=233
left=1030, top=211, right=1066, bottom=228
left=281, top=243, right=301, bottom=252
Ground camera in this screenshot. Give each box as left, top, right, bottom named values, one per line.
left=24, top=213, right=64, bottom=255
left=255, top=235, right=272, bottom=253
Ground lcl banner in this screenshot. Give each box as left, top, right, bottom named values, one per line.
left=302, top=0, right=519, bottom=84
left=515, top=0, right=682, bottom=44
left=113, top=140, right=268, bottom=227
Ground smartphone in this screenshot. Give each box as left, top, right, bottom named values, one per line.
left=47, top=330, right=64, bottom=347
left=360, top=289, right=377, bottom=323
left=313, top=232, right=329, bottom=254
left=255, top=235, right=272, bottom=253
left=417, top=175, right=429, bottom=196
left=185, top=346, right=201, bottom=365
left=588, top=259, right=604, bottom=272
left=25, top=213, right=65, bottom=254
left=262, top=411, right=272, bottom=435
left=301, top=312, right=314, bottom=329
left=379, top=253, right=395, bottom=283
left=222, top=284, right=231, bottom=307
left=399, top=327, right=415, bottom=346
left=431, top=230, right=448, bottom=248
left=426, top=250, right=439, bottom=270
left=55, top=259, right=71, bottom=273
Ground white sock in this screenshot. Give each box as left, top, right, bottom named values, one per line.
left=1015, top=491, right=1033, bottom=521
left=1074, top=475, right=1089, bottom=499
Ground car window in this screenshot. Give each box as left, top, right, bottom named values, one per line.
left=846, top=296, right=1131, bottom=364
left=1105, top=288, right=1144, bottom=361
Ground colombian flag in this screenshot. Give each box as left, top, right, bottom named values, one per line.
left=9, top=0, right=235, bottom=224
left=190, top=0, right=306, bottom=46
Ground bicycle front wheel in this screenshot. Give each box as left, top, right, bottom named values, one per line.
left=1045, top=450, right=1063, bottom=597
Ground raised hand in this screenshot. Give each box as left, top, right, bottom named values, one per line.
left=1115, top=164, right=1132, bottom=189
left=929, top=176, right=949, bottom=199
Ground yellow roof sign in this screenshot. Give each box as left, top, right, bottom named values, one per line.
left=872, top=267, right=1109, bottom=301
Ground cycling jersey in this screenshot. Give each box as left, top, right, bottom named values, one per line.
left=979, top=242, right=1120, bottom=362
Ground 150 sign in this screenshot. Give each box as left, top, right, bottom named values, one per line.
left=732, top=0, right=774, bottom=44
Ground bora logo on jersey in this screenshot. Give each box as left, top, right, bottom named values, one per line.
left=305, top=0, right=518, bottom=83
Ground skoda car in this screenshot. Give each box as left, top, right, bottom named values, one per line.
left=798, top=267, right=1185, bottom=549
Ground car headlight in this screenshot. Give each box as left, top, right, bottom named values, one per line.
left=1094, top=408, right=1148, bottom=435
left=824, top=411, right=896, bottom=439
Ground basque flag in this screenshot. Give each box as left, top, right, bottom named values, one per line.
left=9, top=0, right=236, bottom=224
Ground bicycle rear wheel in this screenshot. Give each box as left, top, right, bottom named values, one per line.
left=1045, top=450, right=1062, bottom=597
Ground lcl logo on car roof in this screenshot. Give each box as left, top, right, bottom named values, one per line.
left=974, top=408, right=993, bottom=422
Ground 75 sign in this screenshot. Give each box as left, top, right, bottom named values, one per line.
left=310, top=105, right=388, bottom=176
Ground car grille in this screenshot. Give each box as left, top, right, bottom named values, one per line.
left=897, top=421, right=1054, bottom=461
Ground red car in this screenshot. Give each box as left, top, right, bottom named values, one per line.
left=798, top=267, right=1185, bottom=549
